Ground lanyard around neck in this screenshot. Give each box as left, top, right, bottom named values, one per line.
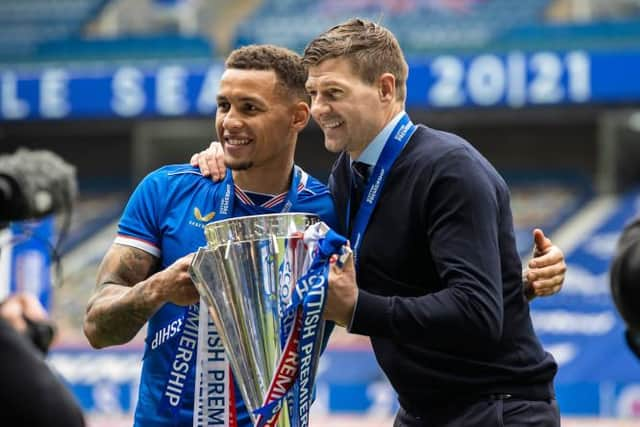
left=347, top=113, right=416, bottom=265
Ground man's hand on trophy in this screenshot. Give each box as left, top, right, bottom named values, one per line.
left=325, top=249, right=358, bottom=328
left=524, top=228, right=567, bottom=300
left=158, top=253, right=200, bottom=306
left=190, top=141, right=226, bottom=181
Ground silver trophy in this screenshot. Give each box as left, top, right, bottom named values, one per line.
left=189, top=213, right=323, bottom=427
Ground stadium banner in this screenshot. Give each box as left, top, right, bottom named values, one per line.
left=50, top=345, right=640, bottom=418
left=2, top=48, right=640, bottom=120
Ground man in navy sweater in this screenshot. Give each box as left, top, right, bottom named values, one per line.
left=191, top=21, right=565, bottom=425
left=305, top=19, right=560, bottom=426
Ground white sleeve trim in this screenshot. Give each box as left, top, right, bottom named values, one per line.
left=114, top=235, right=161, bottom=258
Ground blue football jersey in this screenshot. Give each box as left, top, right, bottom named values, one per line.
left=115, top=164, right=338, bottom=427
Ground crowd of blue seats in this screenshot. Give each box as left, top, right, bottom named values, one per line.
left=2, top=0, right=640, bottom=63
left=498, top=19, right=640, bottom=51
left=0, top=0, right=107, bottom=61
left=0, top=0, right=209, bottom=63
left=508, top=174, right=593, bottom=258
left=233, top=0, right=552, bottom=53
left=0, top=0, right=216, bottom=63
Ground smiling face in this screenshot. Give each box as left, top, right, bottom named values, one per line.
left=215, top=68, right=297, bottom=171
left=306, top=58, right=390, bottom=159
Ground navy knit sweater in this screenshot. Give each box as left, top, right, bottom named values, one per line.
left=328, top=125, right=557, bottom=412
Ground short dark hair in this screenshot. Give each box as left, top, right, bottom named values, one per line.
left=303, top=18, right=408, bottom=102
left=225, top=44, right=309, bottom=103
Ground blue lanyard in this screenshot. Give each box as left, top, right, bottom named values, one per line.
left=347, top=113, right=416, bottom=264
left=216, top=165, right=302, bottom=219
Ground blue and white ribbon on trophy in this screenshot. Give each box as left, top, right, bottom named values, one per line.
left=192, top=167, right=308, bottom=427
left=253, top=222, right=347, bottom=427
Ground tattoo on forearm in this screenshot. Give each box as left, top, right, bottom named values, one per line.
left=87, top=246, right=160, bottom=346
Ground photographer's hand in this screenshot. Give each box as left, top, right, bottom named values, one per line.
left=0, top=293, right=55, bottom=354
left=0, top=293, right=49, bottom=333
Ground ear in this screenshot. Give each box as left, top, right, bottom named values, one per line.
left=291, top=100, right=310, bottom=132
left=378, top=73, right=396, bottom=103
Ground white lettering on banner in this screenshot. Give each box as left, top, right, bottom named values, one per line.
left=207, top=336, right=225, bottom=362
left=257, top=316, right=302, bottom=427
left=544, top=342, right=578, bottom=367
left=1, top=71, right=29, bottom=119
left=151, top=318, right=183, bottom=349
left=429, top=56, right=465, bottom=107
left=506, top=52, right=526, bottom=107
left=164, top=306, right=200, bottom=407
left=531, top=310, right=616, bottom=335
left=428, top=50, right=591, bottom=107
left=92, top=381, right=123, bottom=414
left=529, top=52, right=565, bottom=104
left=297, top=286, right=325, bottom=426
left=566, top=51, right=591, bottom=102
left=562, top=264, right=610, bottom=297
left=205, top=325, right=226, bottom=425
left=298, top=342, right=314, bottom=426
left=270, top=349, right=298, bottom=403
left=112, top=67, right=146, bottom=117
left=40, top=69, right=69, bottom=118
left=197, top=66, right=222, bottom=114
left=195, top=307, right=229, bottom=427
left=205, top=370, right=226, bottom=424
left=49, top=353, right=141, bottom=383
left=295, top=275, right=325, bottom=310
left=365, top=381, right=396, bottom=416
left=157, top=66, right=188, bottom=115
left=467, top=54, right=506, bottom=106
left=584, top=232, right=621, bottom=259
left=296, top=274, right=325, bottom=307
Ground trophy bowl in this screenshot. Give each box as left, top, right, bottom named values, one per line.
left=190, top=213, right=321, bottom=426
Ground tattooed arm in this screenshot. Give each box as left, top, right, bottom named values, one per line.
left=83, top=244, right=198, bottom=349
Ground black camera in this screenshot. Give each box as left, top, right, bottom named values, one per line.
left=610, top=218, right=640, bottom=359
left=0, top=148, right=77, bottom=223
left=0, top=148, right=77, bottom=354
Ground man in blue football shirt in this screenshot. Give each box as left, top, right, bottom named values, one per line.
left=83, top=45, right=337, bottom=427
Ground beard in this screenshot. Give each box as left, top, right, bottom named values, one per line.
left=224, top=159, right=253, bottom=171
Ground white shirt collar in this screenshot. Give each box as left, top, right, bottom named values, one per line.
left=351, top=111, right=406, bottom=167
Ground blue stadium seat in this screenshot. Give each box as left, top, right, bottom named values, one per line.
left=0, top=0, right=219, bottom=62
left=231, top=0, right=554, bottom=53
left=0, top=0, right=107, bottom=61
left=507, top=173, right=593, bottom=258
